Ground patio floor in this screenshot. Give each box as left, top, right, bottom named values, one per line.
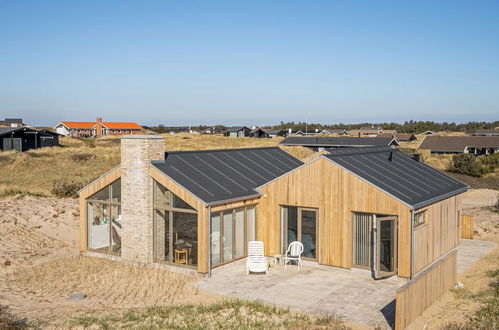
left=195, top=239, right=497, bottom=329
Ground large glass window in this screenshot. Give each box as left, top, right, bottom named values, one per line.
left=153, top=180, right=198, bottom=267
left=87, top=179, right=121, bottom=255
left=281, top=206, right=317, bottom=259
left=210, top=205, right=256, bottom=267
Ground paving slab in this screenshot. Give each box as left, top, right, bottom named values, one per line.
left=195, top=239, right=496, bottom=328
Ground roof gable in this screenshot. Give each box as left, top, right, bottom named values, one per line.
left=325, top=147, right=468, bottom=209
left=280, top=136, right=398, bottom=147
left=152, top=147, right=303, bottom=205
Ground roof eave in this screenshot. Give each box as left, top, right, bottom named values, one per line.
left=411, top=186, right=470, bottom=210
left=206, top=193, right=261, bottom=207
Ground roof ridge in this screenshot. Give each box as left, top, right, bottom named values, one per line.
left=165, top=146, right=282, bottom=154
left=325, top=146, right=393, bottom=157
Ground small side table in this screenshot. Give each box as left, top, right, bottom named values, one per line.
left=175, top=249, right=189, bottom=264
left=273, top=254, right=283, bottom=265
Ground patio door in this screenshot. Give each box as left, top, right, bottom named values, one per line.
left=375, top=216, right=397, bottom=278
left=281, top=206, right=318, bottom=259
left=352, top=213, right=397, bottom=278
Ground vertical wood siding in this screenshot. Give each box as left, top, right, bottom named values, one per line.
left=413, top=195, right=461, bottom=273
left=460, top=215, right=474, bottom=239
left=395, top=250, right=457, bottom=329
left=257, top=157, right=413, bottom=277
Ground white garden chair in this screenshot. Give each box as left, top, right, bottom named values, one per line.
left=246, top=241, right=267, bottom=275
left=284, top=241, right=304, bottom=270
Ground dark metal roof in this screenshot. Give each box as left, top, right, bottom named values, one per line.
left=0, top=127, right=61, bottom=137
left=325, top=147, right=468, bottom=209
left=152, top=147, right=303, bottom=205
left=280, top=136, right=398, bottom=147
left=225, top=126, right=248, bottom=132
left=419, top=136, right=499, bottom=152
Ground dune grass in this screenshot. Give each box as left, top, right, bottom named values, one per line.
left=0, top=134, right=313, bottom=198
left=69, top=299, right=349, bottom=330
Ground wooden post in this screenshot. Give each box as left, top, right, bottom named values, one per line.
left=460, top=215, right=473, bottom=239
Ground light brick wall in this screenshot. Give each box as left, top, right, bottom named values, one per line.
left=121, top=135, right=165, bottom=264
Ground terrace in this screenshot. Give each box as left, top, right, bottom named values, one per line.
left=196, top=239, right=496, bottom=328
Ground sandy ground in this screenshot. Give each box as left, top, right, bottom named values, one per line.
left=0, top=188, right=498, bottom=328
left=0, top=196, right=217, bottom=328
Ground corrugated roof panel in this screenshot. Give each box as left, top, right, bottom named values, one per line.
left=325, top=147, right=468, bottom=208
left=153, top=147, right=303, bottom=204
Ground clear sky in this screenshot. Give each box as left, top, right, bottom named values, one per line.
left=0, top=1, right=498, bottom=126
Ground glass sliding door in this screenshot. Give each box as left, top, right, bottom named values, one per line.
left=223, top=212, right=233, bottom=262
left=234, top=208, right=245, bottom=259
left=281, top=206, right=318, bottom=260
left=376, top=216, right=397, bottom=277
left=210, top=213, right=221, bottom=267
left=209, top=205, right=256, bottom=267
left=301, top=209, right=317, bottom=258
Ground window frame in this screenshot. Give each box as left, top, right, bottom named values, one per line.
left=86, top=179, right=122, bottom=255
left=414, top=210, right=427, bottom=228
left=152, top=180, right=198, bottom=268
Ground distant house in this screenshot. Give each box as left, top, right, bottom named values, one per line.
left=224, top=126, right=250, bottom=138
left=280, top=136, right=399, bottom=151
left=250, top=128, right=286, bottom=138
left=0, top=127, right=60, bottom=152
left=418, top=136, right=499, bottom=155
left=54, top=117, right=143, bottom=137
left=359, top=126, right=383, bottom=137
left=467, top=129, right=499, bottom=136
left=420, top=130, right=436, bottom=135
left=378, top=133, right=417, bottom=142
left=323, top=129, right=349, bottom=135
left=0, top=118, right=26, bottom=128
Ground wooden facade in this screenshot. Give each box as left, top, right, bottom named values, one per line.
left=395, top=250, right=457, bottom=329
left=80, top=155, right=463, bottom=278
left=257, top=156, right=463, bottom=278
left=413, top=196, right=461, bottom=273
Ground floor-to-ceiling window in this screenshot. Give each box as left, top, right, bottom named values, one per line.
left=153, top=180, right=198, bottom=267
left=87, top=179, right=122, bottom=255
left=281, top=206, right=318, bottom=259
left=210, top=206, right=256, bottom=267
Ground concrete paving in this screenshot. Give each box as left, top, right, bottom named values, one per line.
left=457, top=239, right=497, bottom=274
left=195, top=239, right=496, bottom=329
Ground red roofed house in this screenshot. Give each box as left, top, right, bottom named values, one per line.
left=54, top=118, right=143, bottom=137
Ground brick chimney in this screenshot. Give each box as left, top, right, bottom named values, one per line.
left=120, top=135, right=165, bottom=264
left=96, top=117, right=103, bottom=136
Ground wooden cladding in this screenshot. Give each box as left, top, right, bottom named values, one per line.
left=413, top=195, right=461, bottom=273
left=460, top=215, right=473, bottom=239
left=395, top=250, right=457, bottom=329
left=257, top=157, right=412, bottom=278
left=352, top=212, right=373, bottom=268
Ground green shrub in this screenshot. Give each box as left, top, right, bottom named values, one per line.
left=51, top=180, right=84, bottom=198
left=450, top=153, right=499, bottom=177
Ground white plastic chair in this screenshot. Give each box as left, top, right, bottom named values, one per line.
left=284, top=241, right=304, bottom=270
left=246, top=241, right=267, bottom=275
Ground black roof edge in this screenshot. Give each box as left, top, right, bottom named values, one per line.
left=162, top=146, right=292, bottom=155
left=411, top=186, right=469, bottom=210
left=206, top=193, right=261, bottom=207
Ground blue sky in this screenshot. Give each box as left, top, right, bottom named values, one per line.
left=0, top=1, right=498, bottom=126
